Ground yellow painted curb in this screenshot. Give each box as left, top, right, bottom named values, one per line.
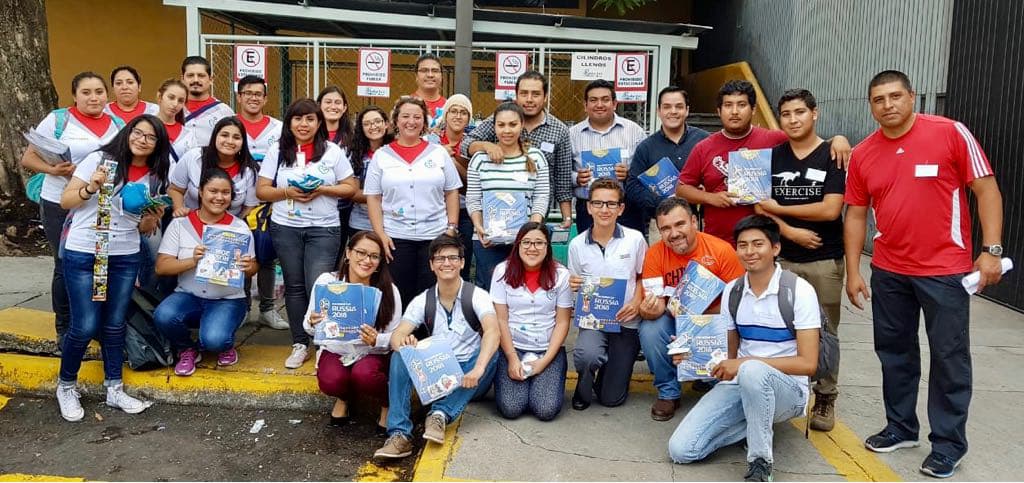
left=790, top=417, right=903, bottom=482
left=0, top=475, right=85, bottom=482
left=412, top=417, right=477, bottom=482
left=0, top=307, right=99, bottom=357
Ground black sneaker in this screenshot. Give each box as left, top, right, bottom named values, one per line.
left=571, top=392, right=590, bottom=411
left=864, top=429, right=919, bottom=453
left=743, top=457, right=773, bottom=482
left=920, top=452, right=964, bottom=479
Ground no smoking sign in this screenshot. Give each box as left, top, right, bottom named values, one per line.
left=495, top=51, right=528, bottom=100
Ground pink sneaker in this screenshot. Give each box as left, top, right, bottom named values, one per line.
left=217, top=348, right=239, bottom=366
left=175, top=348, right=201, bottom=376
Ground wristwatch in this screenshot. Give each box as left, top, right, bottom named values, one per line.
left=983, top=244, right=1003, bottom=256
left=446, top=223, right=459, bottom=235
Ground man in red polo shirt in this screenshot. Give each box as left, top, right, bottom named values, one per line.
left=677, top=80, right=851, bottom=244
left=845, top=70, right=1004, bottom=479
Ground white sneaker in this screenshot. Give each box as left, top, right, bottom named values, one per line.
left=260, top=309, right=290, bottom=330
left=105, top=384, right=154, bottom=414
left=56, top=384, right=84, bottom=422
left=285, top=343, right=309, bottom=369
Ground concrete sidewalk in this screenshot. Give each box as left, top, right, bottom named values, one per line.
left=2, top=255, right=1023, bottom=481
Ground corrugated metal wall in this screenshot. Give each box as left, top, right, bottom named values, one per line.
left=946, top=0, right=1024, bottom=311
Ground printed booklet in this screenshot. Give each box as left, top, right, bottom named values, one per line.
left=580, top=147, right=622, bottom=198
left=666, top=261, right=726, bottom=317
left=194, top=227, right=251, bottom=289
left=727, top=148, right=772, bottom=204
left=638, top=157, right=680, bottom=199
left=673, top=314, right=729, bottom=381
left=574, top=276, right=627, bottom=333
left=399, top=336, right=465, bottom=404
left=312, top=281, right=383, bottom=344
left=23, top=128, right=71, bottom=165
left=483, top=191, right=529, bottom=244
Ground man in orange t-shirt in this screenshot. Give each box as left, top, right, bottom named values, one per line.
left=637, top=197, right=744, bottom=421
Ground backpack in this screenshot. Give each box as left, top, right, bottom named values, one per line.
left=123, top=288, right=174, bottom=370
left=26, top=109, right=126, bottom=203
left=413, top=282, right=482, bottom=340
left=727, top=269, right=839, bottom=384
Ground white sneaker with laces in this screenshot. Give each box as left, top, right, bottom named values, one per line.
left=105, top=384, right=154, bottom=414
left=285, top=343, right=309, bottom=369
left=56, top=384, right=84, bottom=422
left=260, top=309, right=290, bottom=330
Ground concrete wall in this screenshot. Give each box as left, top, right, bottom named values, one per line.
left=693, top=0, right=954, bottom=143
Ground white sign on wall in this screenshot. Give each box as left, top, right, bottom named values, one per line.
left=234, top=45, right=267, bottom=81
left=495, top=51, right=529, bottom=100
left=570, top=52, right=615, bottom=81
left=357, top=48, right=391, bottom=97
left=614, top=53, right=648, bottom=103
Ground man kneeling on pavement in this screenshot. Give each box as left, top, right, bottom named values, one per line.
left=668, top=215, right=821, bottom=482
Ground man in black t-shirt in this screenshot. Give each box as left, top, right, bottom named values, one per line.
left=755, top=88, right=845, bottom=433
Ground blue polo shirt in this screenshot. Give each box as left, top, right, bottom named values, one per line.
left=624, top=125, right=710, bottom=213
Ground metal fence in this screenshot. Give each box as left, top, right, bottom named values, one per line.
left=202, top=35, right=656, bottom=131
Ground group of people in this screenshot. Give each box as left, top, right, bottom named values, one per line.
left=21, top=50, right=1004, bottom=481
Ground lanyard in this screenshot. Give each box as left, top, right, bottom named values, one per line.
left=440, top=300, right=455, bottom=330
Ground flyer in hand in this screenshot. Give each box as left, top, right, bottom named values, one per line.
left=574, top=276, right=627, bottom=333
left=580, top=147, right=622, bottom=198
left=674, top=314, right=729, bottom=381
left=666, top=261, right=726, bottom=317
left=727, top=148, right=771, bottom=204
left=194, top=227, right=250, bottom=288
left=399, top=336, right=465, bottom=404
left=312, top=282, right=382, bottom=344
left=637, top=157, right=680, bottom=199
left=23, top=128, right=71, bottom=165
left=483, top=191, right=529, bottom=244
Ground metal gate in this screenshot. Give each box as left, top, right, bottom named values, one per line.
left=202, top=35, right=658, bottom=131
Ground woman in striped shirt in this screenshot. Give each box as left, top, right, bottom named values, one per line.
left=466, top=102, right=550, bottom=291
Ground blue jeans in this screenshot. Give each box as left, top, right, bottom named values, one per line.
left=153, top=292, right=248, bottom=353
left=386, top=347, right=498, bottom=438
left=638, top=313, right=684, bottom=400
left=472, top=241, right=512, bottom=291
left=60, top=250, right=140, bottom=383
left=270, top=222, right=341, bottom=346
left=496, top=348, right=567, bottom=421
left=668, top=360, right=806, bottom=465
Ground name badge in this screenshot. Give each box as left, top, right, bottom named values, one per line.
left=540, top=142, right=555, bottom=153
left=914, top=164, right=938, bottom=178
left=805, top=168, right=826, bottom=183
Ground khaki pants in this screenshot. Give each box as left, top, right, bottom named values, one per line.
left=780, top=258, right=845, bottom=396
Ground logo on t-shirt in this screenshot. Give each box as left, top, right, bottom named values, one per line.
left=772, top=169, right=822, bottom=199
left=896, top=147, right=905, bottom=155
left=772, top=171, right=800, bottom=186
left=712, top=156, right=728, bottom=177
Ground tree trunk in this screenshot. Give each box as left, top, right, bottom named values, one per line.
left=0, top=0, right=58, bottom=207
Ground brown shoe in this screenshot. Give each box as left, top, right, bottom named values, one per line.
left=651, top=398, right=680, bottom=421
left=809, top=393, right=836, bottom=432
left=423, top=412, right=447, bottom=444
left=373, top=433, right=413, bottom=460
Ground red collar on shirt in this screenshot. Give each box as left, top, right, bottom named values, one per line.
left=221, top=162, right=242, bottom=179
left=187, top=210, right=234, bottom=237
left=185, top=97, right=217, bottom=114
left=389, top=140, right=428, bottom=164
left=108, top=102, right=147, bottom=123
left=239, top=114, right=270, bottom=140
left=524, top=268, right=542, bottom=293
left=68, top=106, right=113, bottom=138
left=164, top=122, right=183, bottom=142
left=127, top=164, right=149, bottom=182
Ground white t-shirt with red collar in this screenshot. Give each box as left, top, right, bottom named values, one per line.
left=158, top=212, right=255, bottom=299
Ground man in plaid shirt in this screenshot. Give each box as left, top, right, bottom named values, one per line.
left=462, top=71, right=574, bottom=227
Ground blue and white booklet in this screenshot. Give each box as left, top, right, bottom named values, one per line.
left=574, top=276, right=627, bottom=333
left=399, top=336, right=465, bottom=404
left=672, top=314, right=729, bottom=381
left=727, top=148, right=772, bottom=204
left=194, top=227, right=250, bottom=288
left=666, top=261, right=726, bottom=317
left=312, top=282, right=382, bottom=344
left=637, top=156, right=680, bottom=199
left=483, top=191, right=529, bottom=244
left=580, top=147, right=622, bottom=198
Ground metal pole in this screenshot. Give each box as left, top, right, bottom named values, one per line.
left=454, top=0, right=473, bottom=95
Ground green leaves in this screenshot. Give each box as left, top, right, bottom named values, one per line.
left=593, top=0, right=653, bottom=16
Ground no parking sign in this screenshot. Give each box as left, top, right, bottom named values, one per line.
left=234, top=45, right=267, bottom=82
left=614, top=53, right=648, bottom=103
left=358, top=48, right=391, bottom=98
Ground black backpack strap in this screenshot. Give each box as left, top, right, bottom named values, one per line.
left=777, top=270, right=798, bottom=334
left=728, top=275, right=744, bottom=323
left=460, top=282, right=481, bottom=333
left=424, top=285, right=437, bottom=335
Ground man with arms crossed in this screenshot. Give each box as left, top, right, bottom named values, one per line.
left=845, top=70, right=1004, bottom=479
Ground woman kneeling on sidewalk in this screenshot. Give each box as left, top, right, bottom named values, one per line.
left=154, top=168, right=259, bottom=375
left=303, top=230, right=401, bottom=431
left=491, top=223, right=572, bottom=421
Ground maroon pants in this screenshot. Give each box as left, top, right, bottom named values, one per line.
left=317, top=351, right=388, bottom=406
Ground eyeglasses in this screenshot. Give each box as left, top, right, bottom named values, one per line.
left=520, top=240, right=548, bottom=249
left=447, top=108, right=470, bottom=117
left=417, top=68, right=443, bottom=75
left=130, top=128, right=158, bottom=144
left=431, top=255, right=463, bottom=264
left=589, top=200, right=622, bottom=209
left=351, top=247, right=381, bottom=263
left=239, top=91, right=265, bottom=98
left=362, top=118, right=386, bottom=128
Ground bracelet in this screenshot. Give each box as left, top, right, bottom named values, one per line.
left=78, top=186, right=91, bottom=200
left=84, top=185, right=98, bottom=195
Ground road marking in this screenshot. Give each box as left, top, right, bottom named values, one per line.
left=0, top=394, right=9, bottom=411
left=0, top=475, right=84, bottom=482
left=790, top=417, right=903, bottom=481
left=355, top=461, right=401, bottom=481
